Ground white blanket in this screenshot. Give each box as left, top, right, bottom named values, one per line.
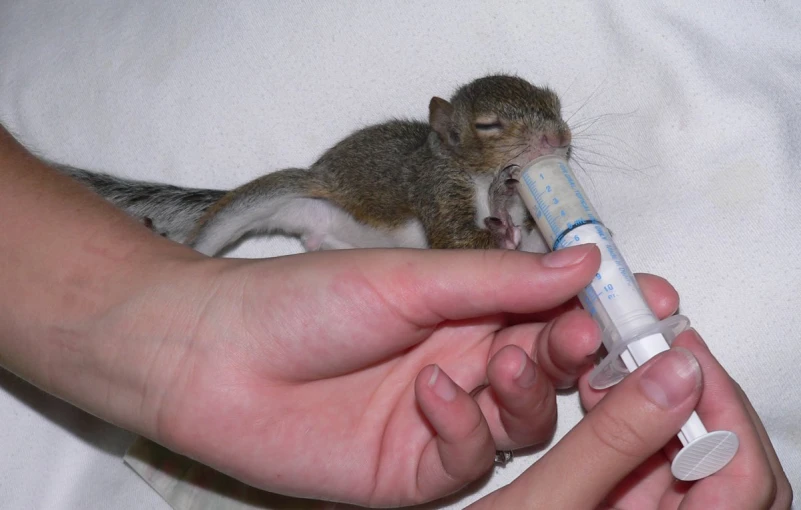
left=1, top=1, right=798, bottom=508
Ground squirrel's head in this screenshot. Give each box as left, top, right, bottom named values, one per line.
left=428, top=74, right=571, bottom=172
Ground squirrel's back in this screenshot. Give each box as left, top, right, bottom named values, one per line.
left=310, top=119, right=431, bottom=227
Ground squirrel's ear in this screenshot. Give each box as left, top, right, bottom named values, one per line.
left=429, top=97, right=458, bottom=146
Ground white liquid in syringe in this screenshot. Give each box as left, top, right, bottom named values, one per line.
left=515, top=155, right=739, bottom=482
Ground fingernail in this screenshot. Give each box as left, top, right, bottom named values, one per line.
left=639, top=347, right=701, bottom=409
left=541, top=245, right=593, bottom=268
left=428, top=365, right=457, bottom=402
left=514, top=350, right=537, bottom=389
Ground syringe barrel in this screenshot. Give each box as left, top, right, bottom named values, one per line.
left=514, top=155, right=740, bottom=482
left=568, top=223, right=658, bottom=345
left=516, top=155, right=602, bottom=251
left=516, top=157, right=658, bottom=352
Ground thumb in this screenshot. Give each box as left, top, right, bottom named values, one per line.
left=483, top=347, right=703, bottom=509
left=365, top=244, right=601, bottom=326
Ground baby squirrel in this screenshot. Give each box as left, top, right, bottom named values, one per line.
left=54, top=74, right=572, bottom=255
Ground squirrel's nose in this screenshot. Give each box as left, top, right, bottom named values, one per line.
left=541, top=130, right=571, bottom=148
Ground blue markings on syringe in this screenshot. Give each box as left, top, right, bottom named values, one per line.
left=521, top=163, right=603, bottom=251
left=522, top=161, right=637, bottom=294
left=552, top=219, right=602, bottom=251
left=558, top=162, right=597, bottom=221
left=566, top=224, right=636, bottom=289
left=606, top=238, right=636, bottom=287
left=521, top=171, right=562, bottom=241
left=582, top=277, right=601, bottom=317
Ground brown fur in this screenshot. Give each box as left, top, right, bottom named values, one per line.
left=188, top=74, right=571, bottom=254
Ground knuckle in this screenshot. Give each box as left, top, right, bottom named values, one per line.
left=589, top=404, right=650, bottom=459
left=442, top=435, right=495, bottom=483
left=465, top=410, right=489, bottom=443
left=503, top=398, right=557, bottom=447
left=514, top=375, right=555, bottom=419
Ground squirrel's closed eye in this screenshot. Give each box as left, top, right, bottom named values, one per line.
left=475, top=121, right=503, bottom=131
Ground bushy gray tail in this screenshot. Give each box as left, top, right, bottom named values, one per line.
left=55, top=164, right=226, bottom=243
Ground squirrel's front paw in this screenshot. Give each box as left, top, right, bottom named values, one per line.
left=485, top=216, right=522, bottom=250
left=489, top=174, right=519, bottom=204
left=485, top=166, right=522, bottom=250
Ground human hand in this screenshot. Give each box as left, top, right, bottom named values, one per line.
left=69, top=243, right=684, bottom=507
left=474, top=330, right=793, bottom=509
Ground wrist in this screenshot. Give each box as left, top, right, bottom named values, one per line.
left=2, top=221, right=211, bottom=435
left=0, top=125, right=224, bottom=438
left=70, top=251, right=222, bottom=441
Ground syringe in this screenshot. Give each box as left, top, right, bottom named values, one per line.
left=515, top=155, right=739, bottom=481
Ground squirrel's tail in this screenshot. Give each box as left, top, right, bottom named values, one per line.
left=56, top=164, right=226, bottom=243
left=188, top=168, right=326, bottom=256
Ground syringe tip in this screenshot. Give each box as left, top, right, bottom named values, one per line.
left=671, top=430, right=739, bottom=481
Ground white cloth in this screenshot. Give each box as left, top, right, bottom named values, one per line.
left=1, top=1, right=798, bottom=508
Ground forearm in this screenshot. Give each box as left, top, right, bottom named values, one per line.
left=0, top=125, right=205, bottom=436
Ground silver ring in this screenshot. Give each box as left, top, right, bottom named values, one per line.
left=494, top=450, right=514, bottom=465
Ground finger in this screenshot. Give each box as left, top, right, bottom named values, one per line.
left=600, top=450, right=677, bottom=509
left=533, top=272, right=680, bottom=391
left=668, top=330, right=785, bottom=508
left=578, top=369, right=611, bottom=412
left=494, top=294, right=677, bottom=396
left=576, top=273, right=681, bottom=411
left=253, top=244, right=598, bottom=379
left=474, top=345, right=557, bottom=450
left=636, top=273, right=681, bottom=320
left=474, top=315, right=597, bottom=450
left=577, top=378, right=686, bottom=507
left=578, top=329, right=790, bottom=508
left=533, top=309, right=601, bottom=389
left=414, top=364, right=496, bottom=501
left=488, top=347, right=703, bottom=509
left=735, top=385, right=794, bottom=507
left=369, top=244, right=601, bottom=325
left=506, top=272, right=679, bottom=325
left=487, top=310, right=601, bottom=390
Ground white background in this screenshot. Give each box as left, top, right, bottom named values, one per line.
left=1, top=1, right=799, bottom=508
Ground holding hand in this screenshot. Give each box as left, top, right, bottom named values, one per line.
left=112, top=244, right=649, bottom=506
left=474, top=330, right=792, bottom=509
